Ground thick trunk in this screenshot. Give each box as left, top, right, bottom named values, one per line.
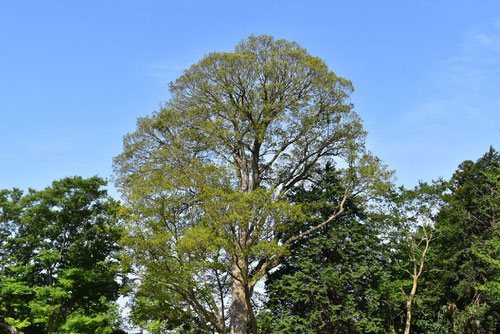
left=230, top=265, right=249, bottom=334
left=246, top=289, right=257, bottom=334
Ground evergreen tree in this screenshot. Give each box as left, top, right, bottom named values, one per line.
left=429, top=147, right=499, bottom=333
left=261, top=165, right=390, bottom=333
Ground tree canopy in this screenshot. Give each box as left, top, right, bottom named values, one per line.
left=0, top=177, right=124, bottom=334
left=426, top=147, right=499, bottom=333
left=114, top=35, right=391, bottom=334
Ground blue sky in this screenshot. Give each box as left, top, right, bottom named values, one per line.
left=1, top=0, right=499, bottom=193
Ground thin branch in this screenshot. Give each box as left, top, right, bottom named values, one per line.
left=285, top=187, right=349, bottom=245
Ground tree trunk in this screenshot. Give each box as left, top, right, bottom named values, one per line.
left=0, top=323, right=18, bottom=334
left=246, top=288, right=257, bottom=334
left=230, top=263, right=249, bottom=334
left=404, top=296, right=413, bottom=334
left=404, top=229, right=431, bottom=334
left=448, top=303, right=458, bottom=334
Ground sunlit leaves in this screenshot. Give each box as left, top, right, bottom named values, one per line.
left=0, top=177, right=124, bottom=333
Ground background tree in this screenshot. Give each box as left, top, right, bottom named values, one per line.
left=383, top=182, right=445, bottom=334
left=0, top=188, right=27, bottom=334
left=0, top=177, right=125, bottom=334
left=259, top=164, right=390, bottom=334
left=114, top=35, right=392, bottom=334
left=378, top=148, right=499, bottom=334
left=427, top=147, right=499, bottom=333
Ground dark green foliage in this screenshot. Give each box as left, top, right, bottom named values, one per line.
left=261, top=148, right=499, bottom=334
left=0, top=177, right=124, bottom=333
left=426, top=147, right=500, bottom=333
left=380, top=181, right=447, bottom=334
left=261, top=165, right=390, bottom=333
left=338, top=148, right=499, bottom=334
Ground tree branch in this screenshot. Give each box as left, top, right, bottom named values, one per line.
left=284, top=187, right=349, bottom=245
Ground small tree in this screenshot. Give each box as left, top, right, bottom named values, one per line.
left=385, top=182, right=445, bottom=334
left=114, top=35, right=392, bottom=333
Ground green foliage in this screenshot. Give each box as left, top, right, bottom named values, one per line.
left=260, top=151, right=492, bottom=334
left=261, top=165, right=391, bottom=333
left=0, top=177, right=124, bottom=333
left=426, top=147, right=500, bottom=333
left=114, top=35, right=391, bottom=333
left=382, top=181, right=446, bottom=334
left=59, top=304, right=125, bottom=334
left=376, top=147, right=500, bottom=334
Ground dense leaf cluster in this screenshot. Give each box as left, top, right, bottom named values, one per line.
left=0, top=177, right=125, bottom=334
left=261, top=149, right=499, bottom=334
left=261, top=165, right=389, bottom=333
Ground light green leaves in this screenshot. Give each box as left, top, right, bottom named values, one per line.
left=114, top=35, right=390, bottom=332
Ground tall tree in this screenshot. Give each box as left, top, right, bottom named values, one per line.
left=429, top=147, right=499, bottom=333
left=0, top=177, right=124, bottom=334
left=114, top=35, right=391, bottom=333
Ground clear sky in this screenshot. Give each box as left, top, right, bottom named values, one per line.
left=1, top=0, right=499, bottom=193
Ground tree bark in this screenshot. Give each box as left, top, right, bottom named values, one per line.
left=404, top=295, right=414, bottom=334
left=230, top=261, right=250, bottom=334
left=0, top=323, right=17, bottom=334
left=246, top=287, right=257, bottom=334
left=404, top=231, right=431, bottom=334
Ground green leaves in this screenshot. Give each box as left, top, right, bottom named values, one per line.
left=425, top=148, right=500, bottom=332
left=263, top=165, right=390, bottom=333
left=113, top=35, right=392, bottom=333
left=0, top=177, right=124, bottom=333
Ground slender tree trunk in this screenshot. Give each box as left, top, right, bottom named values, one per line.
left=448, top=303, right=458, bottom=334
left=404, top=294, right=414, bottom=334
left=404, top=233, right=430, bottom=334
left=0, top=323, right=17, bottom=334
